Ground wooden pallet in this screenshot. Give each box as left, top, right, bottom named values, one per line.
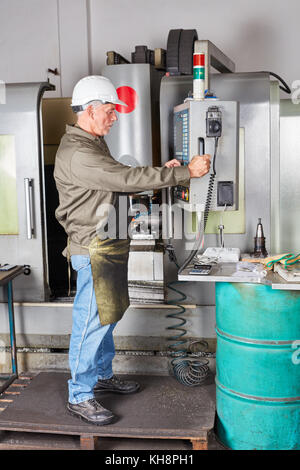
left=0, top=372, right=216, bottom=450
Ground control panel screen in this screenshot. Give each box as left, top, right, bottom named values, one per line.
left=175, top=119, right=183, bottom=156
left=174, top=109, right=189, bottom=166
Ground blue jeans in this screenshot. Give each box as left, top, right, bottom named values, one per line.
left=68, top=255, right=117, bottom=404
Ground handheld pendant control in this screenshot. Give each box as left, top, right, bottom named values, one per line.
left=206, top=106, right=222, bottom=138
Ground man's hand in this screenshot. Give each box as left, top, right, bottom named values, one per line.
left=188, top=154, right=211, bottom=178
left=164, top=159, right=181, bottom=168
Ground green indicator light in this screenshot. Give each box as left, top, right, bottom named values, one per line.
left=193, top=67, right=205, bottom=80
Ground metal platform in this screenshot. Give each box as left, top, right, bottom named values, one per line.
left=0, top=371, right=216, bottom=450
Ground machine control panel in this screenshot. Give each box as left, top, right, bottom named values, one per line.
left=173, top=99, right=239, bottom=212
left=174, top=185, right=189, bottom=202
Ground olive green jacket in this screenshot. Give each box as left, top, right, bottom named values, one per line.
left=54, top=124, right=190, bottom=256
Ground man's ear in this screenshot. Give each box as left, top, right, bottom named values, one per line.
left=86, top=104, right=94, bottom=119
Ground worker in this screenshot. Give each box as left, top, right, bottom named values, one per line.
left=54, top=75, right=211, bottom=426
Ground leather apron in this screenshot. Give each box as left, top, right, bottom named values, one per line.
left=88, top=236, right=131, bottom=326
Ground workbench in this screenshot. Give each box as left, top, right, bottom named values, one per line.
left=178, top=261, right=300, bottom=290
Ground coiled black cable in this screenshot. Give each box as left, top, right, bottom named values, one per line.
left=178, top=136, right=219, bottom=274
left=203, top=174, right=216, bottom=230
left=165, top=136, right=220, bottom=386
left=203, top=136, right=218, bottom=230
left=166, top=280, right=210, bottom=386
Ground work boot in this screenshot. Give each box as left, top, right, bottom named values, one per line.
left=67, top=398, right=115, bottom=425
left=94, top=375, right=140, bottom=394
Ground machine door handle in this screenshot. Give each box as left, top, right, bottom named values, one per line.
left=198, top=137, right=205, bottom=155
left=24, top=178, right=34, bottom=239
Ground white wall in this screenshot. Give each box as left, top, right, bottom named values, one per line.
left=0, top=0, right=90, bottom=97
left=90, top=0, right=299, bottom=91
left=0, top=0, right=299, bottom=97
left=0, top=0, right=61, bottom=95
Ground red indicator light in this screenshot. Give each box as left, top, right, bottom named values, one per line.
left=193, top=54, right=205, bottom=66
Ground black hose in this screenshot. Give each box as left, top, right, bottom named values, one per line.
left=260, top=71, right=291, bottom=94
left=166, top=281, right=209, bottom=386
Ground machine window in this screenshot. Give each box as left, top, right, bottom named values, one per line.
left=0, top=135, right=19, bottom=235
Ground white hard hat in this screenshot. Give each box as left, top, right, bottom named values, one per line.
left=71, top=75, right=127, bottom=111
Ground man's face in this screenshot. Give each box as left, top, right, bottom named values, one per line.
left=89, top=103, right=118, bottom=136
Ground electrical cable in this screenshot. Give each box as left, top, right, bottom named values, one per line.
left=164, top=137, right=220, bottom=386
left=203, top=136, right=219, bottom=228
left=165, top=280, right=210, bottom=386
left=260, top=71, right=291, bottom=94
left=178, top=136, right=219, bottom=274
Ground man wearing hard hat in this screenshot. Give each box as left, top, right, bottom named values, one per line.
left=54, top=75, right=211, bottom=426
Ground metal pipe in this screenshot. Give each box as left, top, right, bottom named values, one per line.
left=7, top=281, right=18, bottom=376
left=166, top=187, right=173, bottom=241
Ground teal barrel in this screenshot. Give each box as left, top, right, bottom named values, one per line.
left=215, top=282, right=300, bottom=450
